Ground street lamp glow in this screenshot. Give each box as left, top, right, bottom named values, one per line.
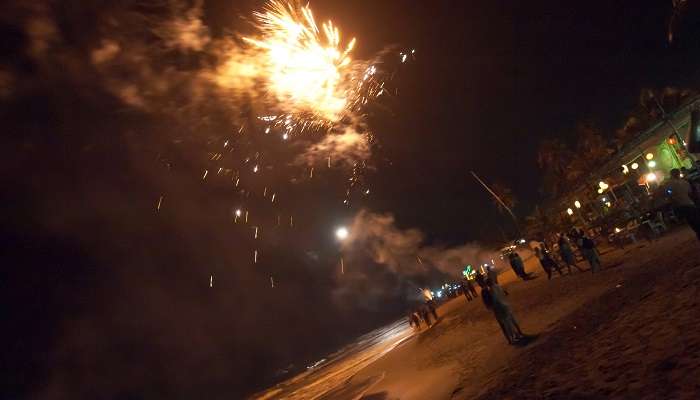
left=335, top=226, right=349, bottom=240
left=622, top=165, right=629, bottom=174
left=631, top=162, right=639, bottom=170
left=646, top=172, right=657, bottom=182
left=566, top=208, right=574, bottom=216
left=574, top=200, right=581, bottom=209
left=645, top=153, right=654, bottom=160
left=648, top=160, right=657, bottom=168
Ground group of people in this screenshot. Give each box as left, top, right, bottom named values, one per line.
left=532, top=228, right=602, bottom=280
left=407, top=298, right=439, bottom=329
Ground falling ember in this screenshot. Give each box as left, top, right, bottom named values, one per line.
left=235, top=178, right=240, bottom=187
left=263, top=187, right=267, bottom=197
left=290, top=215, right=294, bottom=227
left=156, top=195, right=164, bottom=211
left=254, top=226, right=259, bottom=239
left=340, top=257, right=344, bottom=274
left=327, top=156, right=331, bottom=168
left=271, top=193, right=276, bottom=202
left=210, top=275, right=214, bottom=288
left=254, top=250, right=258, bottom=263
left=253, top=165, right=259, bottom=173
left=245, top=211, right=249, bottom=223
left=270, top=276, right=275, bottom=288
left=282, top=133, right=289, bottom=140
left=309, top=167, right=314, bottom=178
left=202, top=170, right=208, bottom=180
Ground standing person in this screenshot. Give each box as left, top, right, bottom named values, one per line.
left=508, top=252, right=527, bottom=280
left=461, top=279, right=473, bottom=301
left=461, top=278, right=477, bottom=301
left=664, top=168, right=700, bottom=240
left=579, top=235, right=602, bottom=273
left=558, top=234, right=584, bottom=274
left=426, top=299, right=438, bottom=321
left=481, top=279, right=524, bottom=344
left=535, top=246, right=551, bottom=279
left=419, top=305, right=432, bottom=327
left=487, top=264, right=508, bottom=295
left=466, top=277, right=478, bottom=298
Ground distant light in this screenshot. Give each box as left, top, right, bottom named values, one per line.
left=597, top=188, right=604, bottom=194
left=622, top=165, right=629, bottom=174
left=631, top=163, right=639, bottom=170
left=648, top=160, right=657, bottom=168
left=282, top=133, right=289, bottom=140
left=645, top=153, right=654, bottom=160
left=614, top=227, right=621, bottom=233
left=605, top=201, right=612, bottom=207
left=567, top=208, right=574, bottom=216
left=335, top=226, right=349, bottom=240
left=437, top=290, right=443, bottom=298
left=601, top=197, right=607, bottom=202
left=646, top=172, right=657, bottom=182
left=235, top=209, right=242, bottom=217
left=574, top=200, right=582, bottom=209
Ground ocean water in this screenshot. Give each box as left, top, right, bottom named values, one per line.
left=252, top=318, right=415, bottom=399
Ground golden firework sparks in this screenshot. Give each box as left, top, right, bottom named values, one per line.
left=243, top=1, right=357, bottom=122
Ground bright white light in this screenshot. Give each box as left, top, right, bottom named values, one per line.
left=622, top=165, right=629, bottom=174
left=235, top=209, right=242, bottom=217
left=567, top=208, right=574, bottom=216
left=437, top=290, right=443, bottom=298
left=645, top=153, right=654, bottom=160
left=601, top=197, right=607, bottom=202
left=646, top=172, right=657, bottom=182
left=648, top=160, right=657, bottom=168
left=282, top=133, right=289, bottom=140
left=335, top=226, right=349, bottom=240
left=615, top=227, right=621, bottom=233
left=631, top=163, right=639, bottom=170
left=605, top=201, right=612, bottom=207
left=574, top=200, right=581, bottom=209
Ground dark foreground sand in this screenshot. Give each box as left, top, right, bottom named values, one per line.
left=351, top=227, right=700, bottom=400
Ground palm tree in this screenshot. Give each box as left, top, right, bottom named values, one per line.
left=536, top=138, right=572, bottom=197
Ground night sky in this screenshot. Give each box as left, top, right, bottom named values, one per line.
left=3, top=0, right=700, bottom=398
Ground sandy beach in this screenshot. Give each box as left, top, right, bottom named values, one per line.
left=257, top=226, right=700, bottom=399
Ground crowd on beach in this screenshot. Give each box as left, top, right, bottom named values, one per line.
left=408, top=167, right=700, bottom=346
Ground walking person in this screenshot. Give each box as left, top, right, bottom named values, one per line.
left=481, top=278, right=524, bottom=344
left=579, top=235, right=602, bottom=273
left=558, top=234, right=584, bottom=274
left=664, top=168, right=700, bottom=240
